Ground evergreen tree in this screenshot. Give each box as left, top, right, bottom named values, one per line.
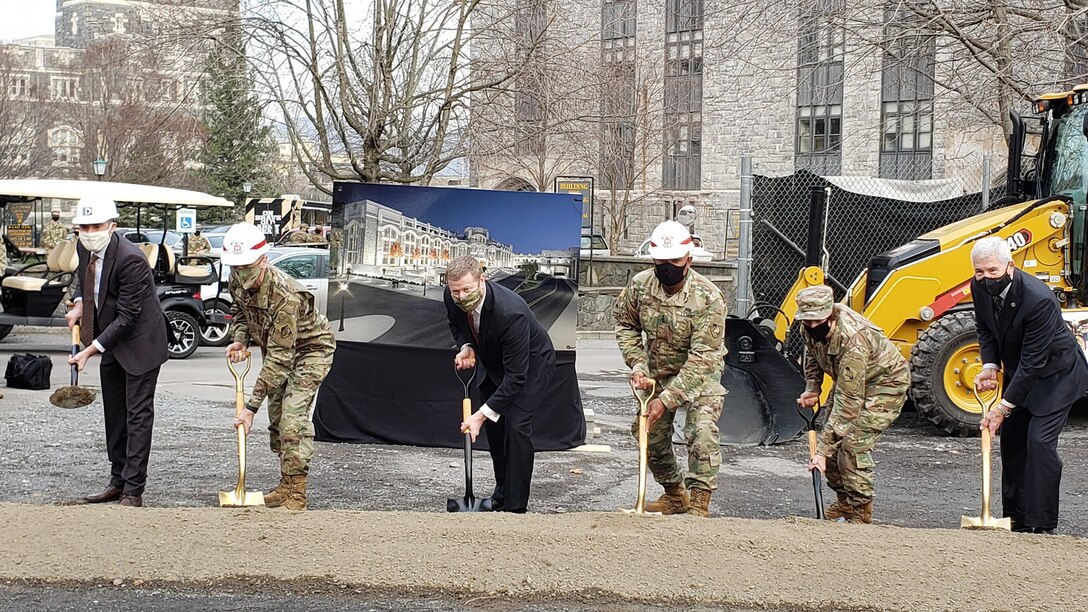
left=199, top=32, right=280, bottom=226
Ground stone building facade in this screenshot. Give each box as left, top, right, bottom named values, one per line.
left=468, top=1, right=1072, bottom=260
left=2, top=1, right=235, bottom=180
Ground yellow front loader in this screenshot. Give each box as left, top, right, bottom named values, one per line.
left=739, top=86, right=1088, bottom=436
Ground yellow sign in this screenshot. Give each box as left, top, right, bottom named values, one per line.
left=9, top=203, right=31, bottom=224
left=7, top=224, right=32, bottom=248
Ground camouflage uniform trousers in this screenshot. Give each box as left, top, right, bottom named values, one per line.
left=823, top=390, right=903, bottom=505
left=631, top=390, right=725, bottom=491
left=264, top=350, right=333, bottom=475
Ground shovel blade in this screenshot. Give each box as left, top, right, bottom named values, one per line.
left=219, top=490, right=265, bottom=507
left=447, top=496, right=485, bottom=512
left=49, top=386, right=97, bottom=409
left=619, top=507, right=662, bottom=516
left=960, top=515, right=1012, bottom=530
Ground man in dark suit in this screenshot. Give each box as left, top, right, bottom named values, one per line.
left=65, top=196, right=169, bottom=508
left=971, top=236, right=1088, bottom=534
left=444, top=255, right=555, bottom=513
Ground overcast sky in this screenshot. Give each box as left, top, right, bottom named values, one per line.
left=2, top=1, right=54, bottom=42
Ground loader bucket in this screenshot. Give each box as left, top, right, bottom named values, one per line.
left=719, top=317, right=807, bottom=446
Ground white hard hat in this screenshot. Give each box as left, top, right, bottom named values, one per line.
left=647, top=220, right=693, bottom=259
left=72, top=196, right=118, bottom=225
left=220, top=223, right=270, bottom=266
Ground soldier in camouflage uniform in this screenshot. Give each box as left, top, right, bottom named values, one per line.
left=282, top=223, right=311, bottom=245
left=41, top=208, right=68, bottom=250
left=221, top=223, right=336, bottom=511
left=188, top=229, right=211, bottom=254
left=795, top=285, right=909, bottom=524
left=614, top=220, right=728, bottom=517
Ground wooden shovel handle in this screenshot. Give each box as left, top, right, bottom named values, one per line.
left=462, top=397, right=471, bottom=422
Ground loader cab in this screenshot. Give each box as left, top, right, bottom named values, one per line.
left=1008, top=86, right=1088, bottom=303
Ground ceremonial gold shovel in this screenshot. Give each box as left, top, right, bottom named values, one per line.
left=621, top=378, right=661, bottom=516
left=219, top=352, right=264, bottom=507
left=961, top=385, right=1011, bottom=531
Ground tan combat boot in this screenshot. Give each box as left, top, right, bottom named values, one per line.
left=644, top=484, right=690, bottom=515
left=281, top=474, right=308, bottom=511
left=825, top=492, right=854, bottom=521
left=686, top=488, right=712, bottom=518
left=263, top=475, right=291, bottom=508
left=846, top=499, right=873, bottom=524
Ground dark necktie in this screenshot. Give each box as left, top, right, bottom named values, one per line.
left=992, top=294, right=1004, bottom=318
left=80, top=254, right=97, bottom=347
left=468, top=311, right=480, bottom=345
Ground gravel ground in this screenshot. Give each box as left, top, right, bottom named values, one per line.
left=1, top=330, right=1087, bottom=611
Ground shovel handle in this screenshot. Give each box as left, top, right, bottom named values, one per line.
left=227, top=353, right=252, bottom=416
left=69, top=324, right=81, bottom=386
left=462, top=397, right=471, bottom=422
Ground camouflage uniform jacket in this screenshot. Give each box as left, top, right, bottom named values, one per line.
left=41, top=221, right=68, bottom=250
left=614, top=269, right=727, bottom=410
left=801, top=304, right=909, bottom=456
left=188, top=234, right=211, bottom=254
left=228, top=265, right=336, bottom=411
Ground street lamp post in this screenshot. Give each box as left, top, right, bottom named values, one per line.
left=92, top=159, right=107, bottom=181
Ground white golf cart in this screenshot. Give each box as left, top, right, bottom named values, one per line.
left=0, top=179, right=232, bottom=359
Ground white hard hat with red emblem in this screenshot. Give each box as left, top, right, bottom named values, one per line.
left=647, top=220, right=693, bottom=259
left=220, top=223, right=270, bottom=266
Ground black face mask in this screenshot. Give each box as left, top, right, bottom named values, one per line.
left=51, top=216, right=59, bottom=221
left=982, top=269, right=1012, bottom=297
left=805, top=321, right=832, bottom=343
left=654, top=261, right=687, bottom=287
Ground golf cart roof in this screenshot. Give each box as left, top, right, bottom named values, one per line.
left=0, top=179, right=233, bottom=209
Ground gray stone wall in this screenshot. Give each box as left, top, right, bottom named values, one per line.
left=576, top=255, right=736, bottom=331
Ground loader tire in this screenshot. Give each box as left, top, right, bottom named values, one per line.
left=909, top=311, right=983, bottom=437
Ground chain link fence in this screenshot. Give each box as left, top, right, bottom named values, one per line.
left=740, top=156, right=1005, bottom=354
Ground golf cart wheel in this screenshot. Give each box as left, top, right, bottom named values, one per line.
left=0, top=324, right=13, bottom=342
left=909, top=310, right=982, bottom=437
left=199, top=301, right=230, bottom=347
left=166, top=310, right=200, bottom=359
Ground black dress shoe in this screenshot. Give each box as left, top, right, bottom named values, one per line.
left=1034, top=527, right=1056, bottom=535
left=481, top=497, right=504, bottom=512
left=118, top=495, right=143, bottom=507
left=84, top=486, right=123, bottom=504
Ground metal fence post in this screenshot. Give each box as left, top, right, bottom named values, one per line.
left=736, top=156, right=754, bottom=317
left=981, top=155, right=991, bottom=213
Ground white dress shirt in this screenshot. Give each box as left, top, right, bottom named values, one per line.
left=982, top=282, right=1013, bottom=410
left=73, top=240, right=110, bottom=353
left=460, top=283, right=501, bottom=423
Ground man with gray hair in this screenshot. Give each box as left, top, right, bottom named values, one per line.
left=444, top=255, right=555, bottom=513
left=970, top=235, right=1088, bottom=534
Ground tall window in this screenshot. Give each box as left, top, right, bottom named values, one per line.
left=795, top=1, right=844, bottom=176
left=514, top=0, right=547, bottom=156
left=663, top=0, right=703, bottom=190
left=600, top=0, right=636, bottom=190
left=8, top=76, right=26, bottom=98
left=880, top=9, right=935, bottom=179
left=51, top=77, right=78, bottom=100
left=49, top=126, right=80, bottom=163
left=1065, top=12, right=1088, bottom=86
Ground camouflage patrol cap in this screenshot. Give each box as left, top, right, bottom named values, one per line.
left=795, top=285, right=834, bottom=321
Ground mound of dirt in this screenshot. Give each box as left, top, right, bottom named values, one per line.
left=2, top=504, right=1084, bottom=611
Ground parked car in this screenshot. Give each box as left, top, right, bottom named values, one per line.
left=118, top=228, right=185, bottom=252
left=199, top=246, right=330, bottom=346
left=579, top=233, right=610, bottom=257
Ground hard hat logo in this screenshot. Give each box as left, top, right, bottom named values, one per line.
left=662, top=236, right=674, bottom=248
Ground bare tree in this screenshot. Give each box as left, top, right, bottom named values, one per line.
left=0, top=47, right=59, bottom=179
left=64, top=37, right=207, bottom=187
left=247, top=0, right=539, bottom=194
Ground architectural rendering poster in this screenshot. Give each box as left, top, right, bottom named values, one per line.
left=314, top=183, right=586, bottom=451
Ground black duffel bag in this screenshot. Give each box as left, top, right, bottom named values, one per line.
left=5, top=353, right=52, bottom=390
